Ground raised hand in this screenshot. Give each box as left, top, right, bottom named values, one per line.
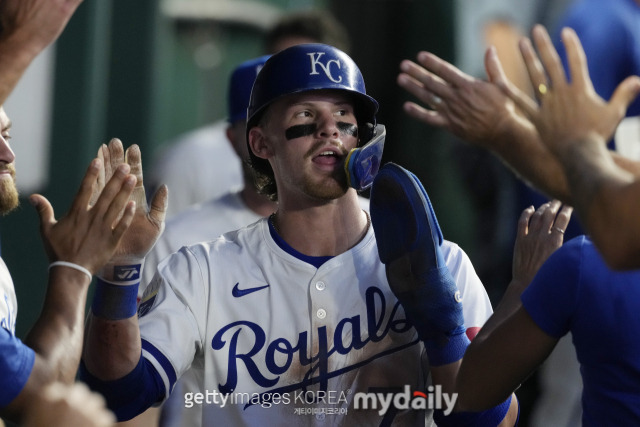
left=397, top=50, right=529, bottom=149
left=496, top=25, right=640, bottom=159
left=511, top=200, right=572, bottom=286
left=93, top=139, right=168, bottom=274
left=29, top=157, right=136, bottom=276
left=0, top=0, right=84, bottom=105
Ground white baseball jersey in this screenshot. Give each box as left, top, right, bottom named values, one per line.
left=0, top=258, right=17, bottom=334
left=141, top=191, right=371, bottom=426
left=141, top=190, right=264, bottom=291
left=138, top=219, right=492, bottom=426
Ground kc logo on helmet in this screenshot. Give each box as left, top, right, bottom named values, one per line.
left=307, top=52, right=342, bottom=83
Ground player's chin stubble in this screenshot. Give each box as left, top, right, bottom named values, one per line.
left=0, top=170, right=19, bottom=215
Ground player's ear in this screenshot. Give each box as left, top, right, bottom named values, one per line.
left=248, top=126, right=273, bottom=160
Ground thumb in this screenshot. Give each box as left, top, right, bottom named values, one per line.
left=609, top=75, right=640, bottom=120
left=29, top=194, right=55, bottom=231
left=148, top=184, right=168, bottom=231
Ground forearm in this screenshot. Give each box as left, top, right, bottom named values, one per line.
left=489, top=117, right=572, bottom=203
left=561, top=135, right=640, bottom=268
left=83, top=313, right=142, bottom=380
left=22, top=268, right=91, bottom=384
left=0, top=33, right=45, bottom=105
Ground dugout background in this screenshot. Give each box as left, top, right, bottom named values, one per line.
left=1, top=0, right=531, bottom=425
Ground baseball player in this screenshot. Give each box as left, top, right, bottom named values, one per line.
left=82, top=44, right=515, bottom=425
left=0, top=106, right=141, bottom=424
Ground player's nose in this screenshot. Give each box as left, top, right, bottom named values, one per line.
left=315, top=110, right=340, bottom=139
left=0, top=135, right=15, bottom=164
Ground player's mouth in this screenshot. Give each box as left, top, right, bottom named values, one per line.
left=312, top=146, right=345, bottom=167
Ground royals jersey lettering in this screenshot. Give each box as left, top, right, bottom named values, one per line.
left=138, top=218, right=491, bottom=426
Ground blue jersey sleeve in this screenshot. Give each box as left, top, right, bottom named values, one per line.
left=0, top=327, right=35, bottom=407
left=521, top=236, right=586, bottom=338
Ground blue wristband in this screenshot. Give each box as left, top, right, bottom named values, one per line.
left=91, top=278, right=139, bottom=320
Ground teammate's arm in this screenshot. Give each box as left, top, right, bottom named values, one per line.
left=498, top=25, right=640, bottom=269
left=0, top=0, right=83, bottom=106
left=81, top=140, right=168, bottom=420
left=454, top=201, right=571, bottom=412
left=1, top=158, right=136, bottom=422
left=396, top=32, right=640, bottom=207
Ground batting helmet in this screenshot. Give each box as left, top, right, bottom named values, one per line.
left=246, top=43, right=379, bottom=137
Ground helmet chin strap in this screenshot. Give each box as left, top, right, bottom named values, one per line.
left=345, top=124, right=386, bottom=191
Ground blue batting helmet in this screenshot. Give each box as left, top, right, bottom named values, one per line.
left=227, top=55, right=271, bottom=123
left=246, top=43, right=378, bottom=134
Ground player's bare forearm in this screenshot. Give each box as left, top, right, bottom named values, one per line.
left=564, top=138, right=640, bottom=268
left=0, top=43, right=36, bottom=105
left=23, top=268, right=91, bottom=383
left=0, top=0, right=83, bottom=105
left=83, top=314, right=142, bottom=380
left=487, top=118, right=573, bottom=203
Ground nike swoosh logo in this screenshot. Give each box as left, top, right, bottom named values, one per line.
left=232, top=283, right=270, bottom=298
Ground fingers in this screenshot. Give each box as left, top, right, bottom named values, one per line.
left=554, top=204, right=573, bottom=232
left=29, top=194, right=55, bottom=232
left=487, top=46, right=538, bottom=115
left=71, top=158, right=101, bottom=213
left=401, top=101, right=448, bottom=128
left=148, top=184, right=168, bottom=230
left=416, top=51, right=470, bottom=90
left=101, top=169, right=137, bottom=228
left=610, top=75, right=640, bottom=121
left=111, top=201, right=136, bottom=241
left=516, top=205, right=536, bottom=238
left=526, top=200, right=573, bottom=237
left=124, top=144, right=148, bottom=211
left=398, top=58, right=451, bottom=107
left=561, top=27, right=592, bottom=93
left=106, top=138, right=125, bottom=179
left=528, top=200, right=561, bottom=232
left=96, top=144, right=106, bottom=190
left=531, top=25, right=566, bottom=89
left=124, top=144, right=143, bottom=186
left=519, top=37, right=550, bottom=102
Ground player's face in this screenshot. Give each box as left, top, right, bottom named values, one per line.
left=261, top=90, right=359, bottom=201
left=0, top=107, right=18, bottom=215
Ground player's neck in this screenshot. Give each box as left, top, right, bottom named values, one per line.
left=272, top=193, right=369, bottom=257
left=239, top=185, right=277, bottom=218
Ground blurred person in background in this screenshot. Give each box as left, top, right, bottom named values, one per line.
left=146, top=9, right=351, bottom=219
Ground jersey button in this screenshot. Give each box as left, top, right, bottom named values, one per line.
left=316, top=412, right=326, bottom=421
left=315, top=281, right=326, bottom=291
left=316, top=309, right=327, bottom=319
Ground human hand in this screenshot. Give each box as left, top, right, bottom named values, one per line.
left=0, top=0, right=83, bottom=53
left=22, top=382, right=115, bottom=427
left=397, top=50, right=531, bottom=149
left=511, top=200, right=572, bottom=286
left=497, top=25, right=640, bottom=159
left=30, top=157, right=136, bottom=276
left=92, top=139, right=168, bottom=277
